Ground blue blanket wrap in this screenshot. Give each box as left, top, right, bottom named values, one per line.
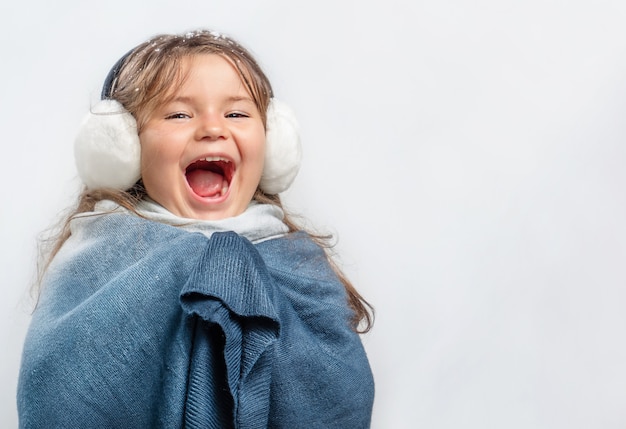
left=17, top=211, right=374, bottom=428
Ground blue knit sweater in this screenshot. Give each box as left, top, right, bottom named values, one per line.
left=17, top=210, right=374, bottom=428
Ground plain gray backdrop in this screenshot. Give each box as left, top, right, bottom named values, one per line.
left=3, top=1, right=626, bottom=428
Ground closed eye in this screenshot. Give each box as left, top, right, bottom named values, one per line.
left=226, top=112, right=249, bottom=118
left=165, top=112, right=191, bottom=120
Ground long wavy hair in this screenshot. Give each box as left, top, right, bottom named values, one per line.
left=38, top=30, right=373, bottom=332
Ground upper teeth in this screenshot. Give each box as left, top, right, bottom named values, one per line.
left=202, top=156, right=230, bottom=163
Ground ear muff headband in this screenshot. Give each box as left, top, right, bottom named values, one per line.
left=100, top=49, right=134, bottom=100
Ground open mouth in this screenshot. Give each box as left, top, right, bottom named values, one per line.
left=185, top=157, right=234, bottom=198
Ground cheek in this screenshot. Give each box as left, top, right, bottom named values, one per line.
left=254, top=127, right=267, bottom=164
left=138, top=131, right=156, bottom=167
left=139, top=131, right=175, bottom=171
left=257, top=135, right=267, bottom=164
left=251, top=137, right=267, bottom=177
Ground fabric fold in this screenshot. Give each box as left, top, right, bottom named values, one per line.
left=180, top=232, right=280, bottom=429
left=18, top=205, right=375, bottom=429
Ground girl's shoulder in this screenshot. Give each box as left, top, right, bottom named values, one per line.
left=70, top=211, right=188, bottom=242
left=64, top=211, right=209, bottom=267
left=255, top=231, right=335, bottom=281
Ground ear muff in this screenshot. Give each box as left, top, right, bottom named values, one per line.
left=74, top=51, right=302, bottom=194
left=261, top=99, right=302, bottom=194
left=74, top=50, right=142, bottom=191
left=74, top=100, right=141, bottom=190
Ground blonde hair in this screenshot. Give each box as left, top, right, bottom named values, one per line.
left=39, top=30, right=373, bottom=332
left=109, top=31, right=273, bottom=130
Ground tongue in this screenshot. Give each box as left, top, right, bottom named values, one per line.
left=186, top=169, right=225, bottom=197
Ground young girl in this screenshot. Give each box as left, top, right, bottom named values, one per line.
left=17, top=30, right=374, bottom=428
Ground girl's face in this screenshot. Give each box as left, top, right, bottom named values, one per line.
left=139, top=54, right=266, bottom=220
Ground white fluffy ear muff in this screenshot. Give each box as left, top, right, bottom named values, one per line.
left=74, top=99, right=141, bottom=190
left=261, top=98, right=302, bottom=194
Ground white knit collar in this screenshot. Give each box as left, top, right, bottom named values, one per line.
left=90, top=198, right=289, bottom=244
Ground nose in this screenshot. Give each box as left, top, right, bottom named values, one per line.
left=195, top=113, right=229, bottom=141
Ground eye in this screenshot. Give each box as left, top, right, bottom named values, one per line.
left=225, top=112, right=249, bottom=119
left=165, top=112, right=191, bottom=120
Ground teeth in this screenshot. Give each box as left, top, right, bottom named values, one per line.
left=220, top=183, right=228, bottom=196
left=202, top=156, right=230, bottom=163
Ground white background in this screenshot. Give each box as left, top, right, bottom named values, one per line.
left=2, top=1, right=626, bottom=428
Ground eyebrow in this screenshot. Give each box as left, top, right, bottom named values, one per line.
left=169, top=95, right=255, bottom=105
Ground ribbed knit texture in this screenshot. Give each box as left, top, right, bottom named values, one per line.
left=181, top=232, right=279, bottom=429
left=17, top=208, right=374, bottom=428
